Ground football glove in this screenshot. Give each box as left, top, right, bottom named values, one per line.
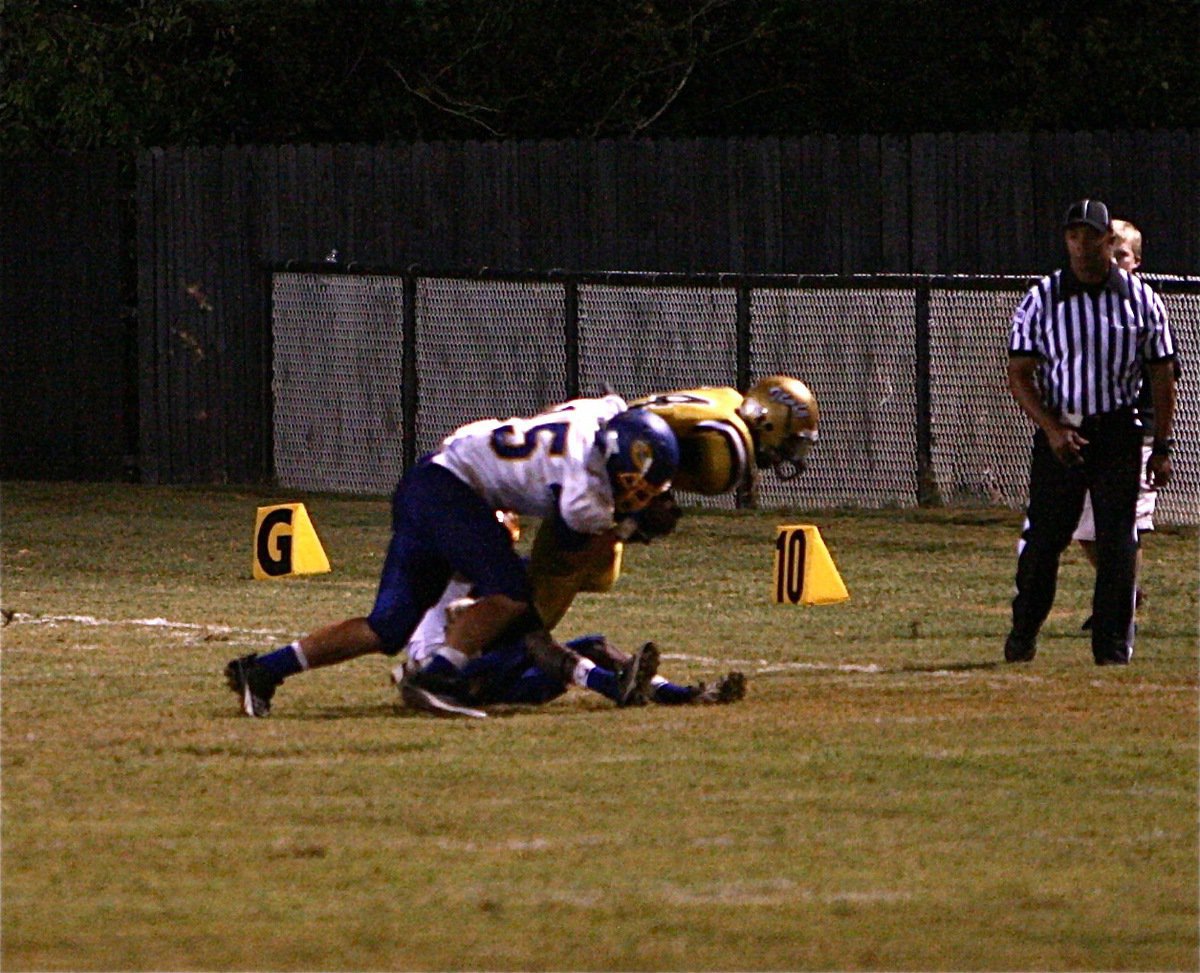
left=694, top=671, right=746, bottom=704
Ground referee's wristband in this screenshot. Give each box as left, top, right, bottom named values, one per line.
left=1151, top=437, right=1176, bottom=458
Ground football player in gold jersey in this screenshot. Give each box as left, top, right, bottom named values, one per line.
left=530, top=375, right=819, bottom=628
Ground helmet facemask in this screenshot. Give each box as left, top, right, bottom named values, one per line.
left=612, top=470, right=670, bottom=514
left=764, top=432, right=816, bottom=480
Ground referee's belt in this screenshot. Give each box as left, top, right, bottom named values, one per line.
left=1061, top=406, right=1137, bottom=432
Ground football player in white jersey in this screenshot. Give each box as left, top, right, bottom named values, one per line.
left=224, top=396, right=679, bottom=718
left=530, top=375, right=820, bottom=630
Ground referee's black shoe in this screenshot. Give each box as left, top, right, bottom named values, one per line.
left=1093, top=640, right=1132, bottom=666
left=1003, top=632, right=1037, bottom=663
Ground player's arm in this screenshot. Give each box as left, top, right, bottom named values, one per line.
left=631, top=389, right=752, bottom=495
left=529, top=506, right=623, bottom=631
left=544, top=500, right=620, bottom=572
left=679, top=422, right=751, bottom=494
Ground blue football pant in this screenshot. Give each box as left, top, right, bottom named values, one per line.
left=367, top=460, right=538, bottom=655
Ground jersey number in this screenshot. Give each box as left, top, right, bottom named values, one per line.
left=643, top=392, right=710, bottom=406
left=490, top=421, right=569, bottom=459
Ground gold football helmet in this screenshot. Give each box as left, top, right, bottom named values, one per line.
left=736, top=375, right=819, bottom=480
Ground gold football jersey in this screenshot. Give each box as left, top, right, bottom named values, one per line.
left=630, top=387, right=756, bottom=495
left=528, top=386, right=756, bottom=628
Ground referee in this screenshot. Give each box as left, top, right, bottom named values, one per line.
left=1005, top=198, right=1178, bottom=666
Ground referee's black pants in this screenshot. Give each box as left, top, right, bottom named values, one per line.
left=1012, top=408, right=1142, bottom=664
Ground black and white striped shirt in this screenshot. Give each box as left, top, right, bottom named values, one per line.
left=1009, top=265, right=1176, bottom=423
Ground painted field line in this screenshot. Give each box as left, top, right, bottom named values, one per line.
left=8, top=618, right=879, bottom=672
left=6, top=617, right=1061, bottom=681
left=659, top=880, right=913, bottom=907
left=662, top=651, right=882, bottom=674
left=7, top=612, right=290, bottom=639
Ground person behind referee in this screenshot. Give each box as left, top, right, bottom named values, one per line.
left=1005, top=198, right=1179, bottom=666
left=1073, top=219, right=1181, bottom=630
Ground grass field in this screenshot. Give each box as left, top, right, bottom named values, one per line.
left=2, top=481, right=1197, bottom=971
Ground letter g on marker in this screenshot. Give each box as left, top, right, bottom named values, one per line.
left=256, top=507, right=294, bottom=577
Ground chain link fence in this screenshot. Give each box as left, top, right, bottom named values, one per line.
left=273, top=273, right=406, bottom=495
left=270, top=269, right=1198, bottom=525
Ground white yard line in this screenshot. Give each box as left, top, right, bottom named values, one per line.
left=12, top=617, right=1182, bottom=692
left=9, top=618, right=880, bottom=671
left=6, top=612, right=290, bottom=639
left=662, top=651, right=882, bottom=674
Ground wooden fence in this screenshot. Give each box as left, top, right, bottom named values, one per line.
left=3, top=132, right=1198, bottom=483
left=1, top=151, right=132, bottom=480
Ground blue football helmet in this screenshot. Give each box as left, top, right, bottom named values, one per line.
left=600, top=408, right=680, bottom=514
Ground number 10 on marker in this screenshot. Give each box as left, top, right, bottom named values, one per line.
left=772, top=524, right=850, bottom=606
left=774, top=526, right=808, bottom=604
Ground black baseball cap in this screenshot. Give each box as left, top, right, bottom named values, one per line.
left=1063, top=199, right=1111, bottom=234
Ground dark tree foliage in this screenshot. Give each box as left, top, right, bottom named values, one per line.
left=2, top=0, right=1197, bottom=151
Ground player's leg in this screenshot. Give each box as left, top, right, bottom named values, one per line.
left=567, top=634, right=745, bottom=705
left=1072, top=491, right=1099, bottom=569
left=525, top=631, right=659, bottom=706
left=1073, top=492, right=1099, bottom=629
left=649, top=671, right=747, bottom=704
left=226, top=463, right=455, bottom=716
left=1132, top=441, right=1156, bottom=611
left=428, top=469, right=541, bottom=660
left=529, top=518, right=622, bottom=630
left=400, top=631, right=644, bottom=713
left=1080, top=450, right=1155, bottom=631
left=388, top=463, right=538, bottom=699
left=461, top=638, right=570, bottom=706
left=566, top=633, right=629, bottom=670
left=228, top=554, right=445, bottom=716
left=566, top=633, right=681, bottom=702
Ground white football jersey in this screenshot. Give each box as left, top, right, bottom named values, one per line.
left=432, top=395, right=625, bottom=535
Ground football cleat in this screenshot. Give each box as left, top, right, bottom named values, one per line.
left=695, top=670, right=746, bottom=704
left=225, top=653, right=278, bottom=717
left=394, top=661, right=486, bottom=718
left=615, top=641, right=660, bottom=707
left=600, top=409, right=680, bottom=515
left=737, top=375, right=819, bottom=479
